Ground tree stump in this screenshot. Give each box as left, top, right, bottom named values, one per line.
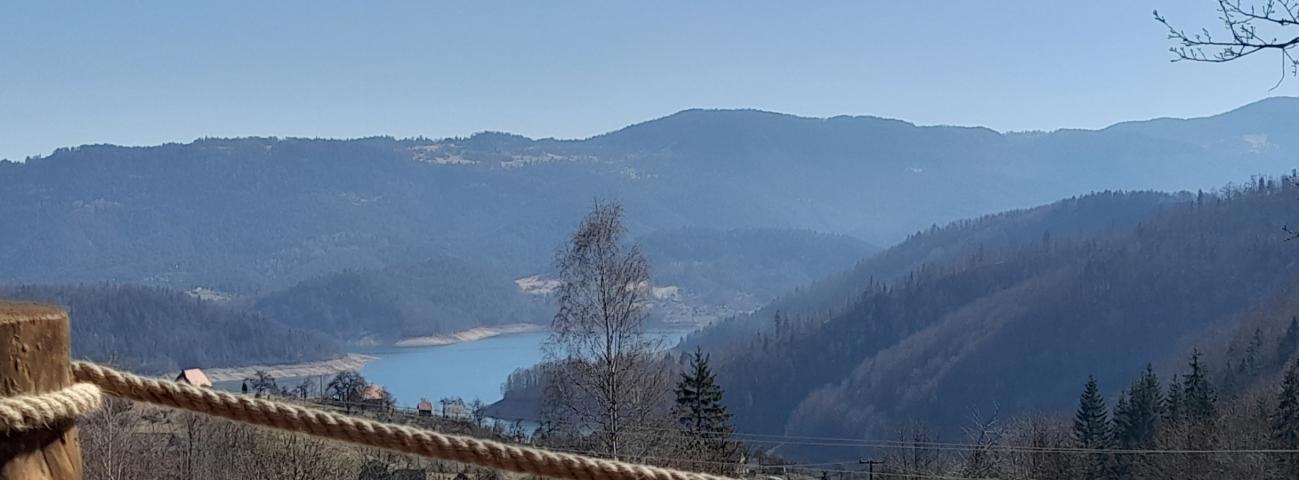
left=0, top=302, right=82, bottom=480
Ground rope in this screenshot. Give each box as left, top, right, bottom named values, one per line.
left=0, top=383, right=102, bottom=432
left=68, top=361, right=735, bottom=480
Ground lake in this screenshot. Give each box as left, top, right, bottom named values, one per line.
left=361, top=331, right=548, bottom=407
left=359, top=329, right=692, bottom=409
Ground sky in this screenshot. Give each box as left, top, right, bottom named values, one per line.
left=2, top=0, right=1297, bottom=161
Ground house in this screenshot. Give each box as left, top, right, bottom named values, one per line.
left=442, top=401, right=470, bottom=420
left=417, top=400, right=434, bottom=417
left=175, top=369, right=212, bottom=388
left=361, top=384, right=390, bottom=408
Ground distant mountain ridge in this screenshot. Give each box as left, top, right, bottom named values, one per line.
left=1, top=98, right=1296, bottom=296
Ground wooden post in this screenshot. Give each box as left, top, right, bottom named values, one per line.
left=0, top=302, right=82, bottom=480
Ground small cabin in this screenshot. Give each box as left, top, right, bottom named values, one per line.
left=175, top=368, right=212, bottom=388
left=361, top=384, right=389, bottom=408
left=443, top=402, right=470, bottom=420
left=417, top=400, right=434, bottom=417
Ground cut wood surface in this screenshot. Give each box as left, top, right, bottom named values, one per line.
left=0, top=302, right=82, bottom=480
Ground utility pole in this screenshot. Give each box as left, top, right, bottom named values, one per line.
left=859, top=459, right=883, bottom=480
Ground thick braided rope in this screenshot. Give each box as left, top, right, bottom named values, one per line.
left=0, top=383, right=102, bottom=432
left=71, top=361, right=733, bottom=480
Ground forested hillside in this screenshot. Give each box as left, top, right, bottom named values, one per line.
left=683, top=190, right=1184, bottom=348
left=638, top=227, right=877, bottom=311
left=2, top=99, right=1296, bottom=293
left=253, top=257, right=547, bottom=343
left=0, top=284, right=339, bottom=373
left=694, top=178, right=1299, bottom=457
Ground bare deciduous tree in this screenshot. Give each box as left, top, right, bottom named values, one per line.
left=80, top=397, right=169, bottom=480
left=327, top=370, right=368, bottom=413
left=544, top=200, right=670, bottom=459
left=247, top=370, right=278, bottom=398
left=1156, top=1, right=1299, bottom=87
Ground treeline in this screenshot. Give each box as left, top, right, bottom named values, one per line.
left=0, top=284, right=339, bottom=373
left=872, top=351, right=1299, bottom=480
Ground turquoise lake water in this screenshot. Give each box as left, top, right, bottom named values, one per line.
left=360, top=332, right=548, bottom=408
left=358, top=329, right=692, bottom=409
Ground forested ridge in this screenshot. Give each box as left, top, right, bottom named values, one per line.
left=253, top=256, right=548, bottom=342
left=0, top=284, right=339, bottom=373
left=2, top=99, right=1294, bottom=374
left=2, top=99, right=1296, bottom=293
left=683, top=190, right=1183, bottom=350
left=690, top=178, right=1299, bottom=456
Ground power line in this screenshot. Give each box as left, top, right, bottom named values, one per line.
left=266, top=395, right=1299, bottom=457
left=544, top=447, right=995, bottom=480
left=484, top=414, right=1299, bottom=455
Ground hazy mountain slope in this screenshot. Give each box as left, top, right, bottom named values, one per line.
left=704, top=179, right=1299, bottom=458
left=0, top=284, right=339, bottom=373
left=253, top=256, right=547, bottom=342
left=1104, top=96, right=1299, bottom=153
left=682, top=191, right=1184, bottom=350
left=638, top=227, right=877, bottom=311
left=1, top=99, right=1295, bottom=292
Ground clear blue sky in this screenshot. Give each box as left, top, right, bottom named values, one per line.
left=2, top=0, right=1296, bottom=161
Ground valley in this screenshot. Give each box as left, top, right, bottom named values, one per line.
left=5, top=99, right=1299, bottom=474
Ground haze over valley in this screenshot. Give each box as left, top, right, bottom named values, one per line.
left=1, top=99, right=1295, bottom=373
left=18, top=1, right=1299, bottom=479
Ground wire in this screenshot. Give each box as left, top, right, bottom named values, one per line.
left=258, top=395, right=1299, bottom=457
left=542, top=447, right=997, bottom=480
left=476, top=413, right=1291, bottom=456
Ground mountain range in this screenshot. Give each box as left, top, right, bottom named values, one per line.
left=3, top=98, right=1299, bottom=386
left=3, top=98, right=1296, bottom=293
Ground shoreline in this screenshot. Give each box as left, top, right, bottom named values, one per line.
left=203, top=353, right=377, bottom=383
left=202, top=323, right=549, bottom=383
left=394, top=323, right=546, bottom=348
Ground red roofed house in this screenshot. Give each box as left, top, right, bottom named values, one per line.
left=361, top=383, right=392, bottom=410
left=175, top=369, right=213, bottom=388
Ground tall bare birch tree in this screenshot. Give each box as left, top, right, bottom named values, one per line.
left=544, top=200, right=669, bottom=459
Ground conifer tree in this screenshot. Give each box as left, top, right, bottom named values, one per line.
left=1111, top=365, right=1163, bottom=449
left=1240, top=328, right=1264, bottom=378
left=673, top=348, right=741, bottom=472
left=1183, top=351, right=1218, bottom=424
left=1280, top=317, right=1299, bottom=365
left=1109, top=391, right=1134, bottom=480
left=1274, top=359, right=1299, bottom=448
left=1074, top=376, right=1111, bottom=479
left=1074, top=376, right=1111, bottom=449
left=1111, top=391, right=1131, bottom=444
left=1163, top=374, right=1184, bottom=428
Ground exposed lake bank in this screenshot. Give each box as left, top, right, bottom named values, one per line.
left=204, top=353, right=377, bottom=383
left=394, top=323, right=546, bottom=347
left=204, top=324, right=693, bottom=410
left=203, top=325, right=548, bottom=384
